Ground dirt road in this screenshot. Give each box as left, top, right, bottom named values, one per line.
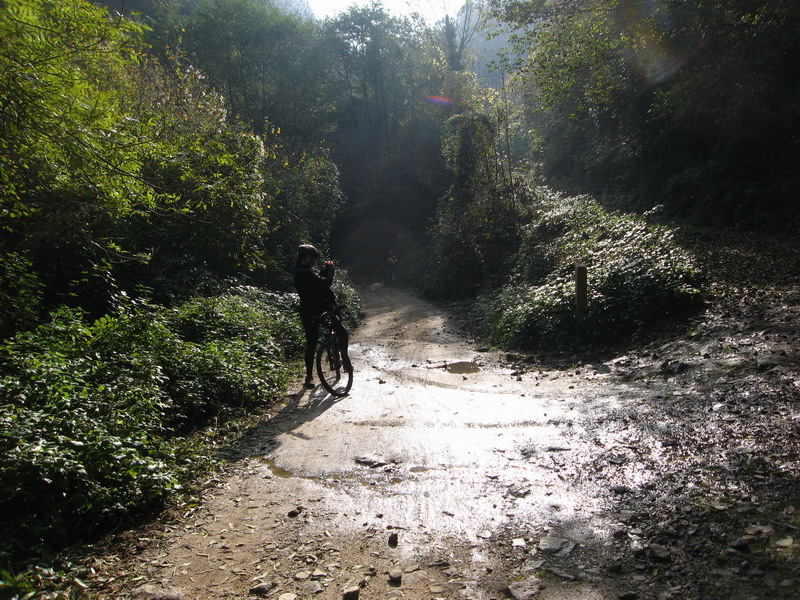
left=112, top=283, right=800, bottom=600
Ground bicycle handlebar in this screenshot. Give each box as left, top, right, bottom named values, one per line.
left=315, top=305, right=346, bottom=321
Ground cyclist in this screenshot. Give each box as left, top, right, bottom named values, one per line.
left=293, top=244, right=352, bottom=389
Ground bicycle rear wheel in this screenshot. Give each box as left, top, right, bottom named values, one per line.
left=316, top=339, right=353, bottom=397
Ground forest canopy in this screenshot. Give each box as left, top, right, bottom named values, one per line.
left=486, top=0, right=800, bottom=228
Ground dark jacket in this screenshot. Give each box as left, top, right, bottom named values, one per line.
left=294, top=263, right=336, bottom=318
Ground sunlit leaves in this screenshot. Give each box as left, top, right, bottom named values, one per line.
left=0, top=0, right=147, bottom=214
left=476, top=191, right=704, bottom=348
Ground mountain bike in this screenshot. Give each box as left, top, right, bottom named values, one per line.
left=315, top=306, right=353, bottom=397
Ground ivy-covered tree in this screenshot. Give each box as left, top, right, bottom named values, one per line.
left=424, top=108, right=531, bottom=297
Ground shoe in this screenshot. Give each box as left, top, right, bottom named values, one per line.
left=303, top=378, right=314, bottom=389
left=342, top=358, right=353, bottom=373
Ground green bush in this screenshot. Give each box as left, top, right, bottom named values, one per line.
left=331, top=273, right=365, bottom=331
left=159, top=288, right=302, bottom=429
left=0, top=287, right=305, bottom=566
left=0, top=307, right=176, bottom=564
left=476, top=192, right=704, bottom=349
left=0, top=252, right=43, bottom=339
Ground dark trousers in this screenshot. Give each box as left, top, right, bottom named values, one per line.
left=301, top=314, right=350, bottom=379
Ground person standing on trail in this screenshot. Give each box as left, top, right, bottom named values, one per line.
left=386, top=250, right=398, bottom=285
left=293, top=244, right=352, bottom=389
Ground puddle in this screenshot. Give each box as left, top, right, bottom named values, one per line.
left=444, top=361, right=481, bottom=374
left=261, top=457, right=408, bottom=491
left=261, top=457, right=316, bottom=480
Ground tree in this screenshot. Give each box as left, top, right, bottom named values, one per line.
left=441, top=0, right=483, bottom=71
left=176, top=0, right=333, bottom=143
left=0, top=0, right=347, bottom=329
left=486, top=0, right=800, bottom=227
left=0, top=0, right=150, bottom=317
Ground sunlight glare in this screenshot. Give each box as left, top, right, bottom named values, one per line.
left=305, top=0, right=456, bottom=24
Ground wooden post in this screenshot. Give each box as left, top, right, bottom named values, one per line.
left=575, top=263, right=587, bottom=338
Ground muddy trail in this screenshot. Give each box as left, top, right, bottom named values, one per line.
left=103, top=279, right=800, bottom=600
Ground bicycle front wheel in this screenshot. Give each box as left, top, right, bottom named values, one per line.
left=316, top=339, right=353, bottom=397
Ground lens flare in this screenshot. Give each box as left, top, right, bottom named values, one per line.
left=426, top=95, right=454, bottom=105
left=618, top=0, right=685, bottom=84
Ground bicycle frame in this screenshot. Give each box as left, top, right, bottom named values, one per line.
left=314, top=306, right=352, bottom=396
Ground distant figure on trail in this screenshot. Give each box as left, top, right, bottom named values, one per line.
left=386, top=250, right=398, bottom=285
left=293, top=244, right=352, bottom=389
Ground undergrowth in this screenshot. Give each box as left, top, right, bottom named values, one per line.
left=473, top=192, right=705, bottom=349
left=0, top=283, right=362, bottom=582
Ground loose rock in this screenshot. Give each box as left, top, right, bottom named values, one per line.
left=507, top=578, right=544, bottom=599
left=299, top=580, right=324, bottom=594
left=538, top=536, right=567, bottom=553
left=649, top=543, right=672, bottom=562
left=355, top=457, right=390, bottom=468
left=556, top=541, right=577, bottom=557
left=249, top=582, right=276, bottom=596
left=730, top=538, right=750, bottom=552
left=131, top=586, right=184, bottom=600
left=545, top=567, right=575, bottom=581
left=342, top=586, right=360, bottom=600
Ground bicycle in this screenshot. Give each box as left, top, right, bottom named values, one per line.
left=315, top=306, right=353, bottom=397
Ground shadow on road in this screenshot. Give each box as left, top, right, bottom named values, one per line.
left=223, top=381, right=346, bottom=460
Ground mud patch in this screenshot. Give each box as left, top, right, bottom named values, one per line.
left=444, top=360, right=481, bottom=374
left=260, top=457, right=317, bottom=481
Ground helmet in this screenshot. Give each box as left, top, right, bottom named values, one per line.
left=297, top=244, right=320, bottom=259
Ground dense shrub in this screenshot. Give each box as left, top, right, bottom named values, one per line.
left=0, top=252, right=43, bottom=339
left=331, top=273, right=365, bottom=331
left=0, top=287, right=307, bottom=566
left=475, top=192, right=704, bottom=349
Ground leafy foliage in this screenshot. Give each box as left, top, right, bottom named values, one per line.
left=0, top=0, right=350, bottom=338
left=330, top=273, right=364, bottom=331
left=0, top=252, right=43, bottom=338
left=0, top=287, right=304, bottom=566
left=421, top=110, right=530, bottom=297
left=0, top=0, right=148, bottom=216
left=474, top=192, right=704, bottom=349
left=173, top=0, right=330, bottom=142
left=487, top=0, right=800, bottom=229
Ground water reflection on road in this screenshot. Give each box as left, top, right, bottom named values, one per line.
left=262, top=284, right=641, bottom=597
